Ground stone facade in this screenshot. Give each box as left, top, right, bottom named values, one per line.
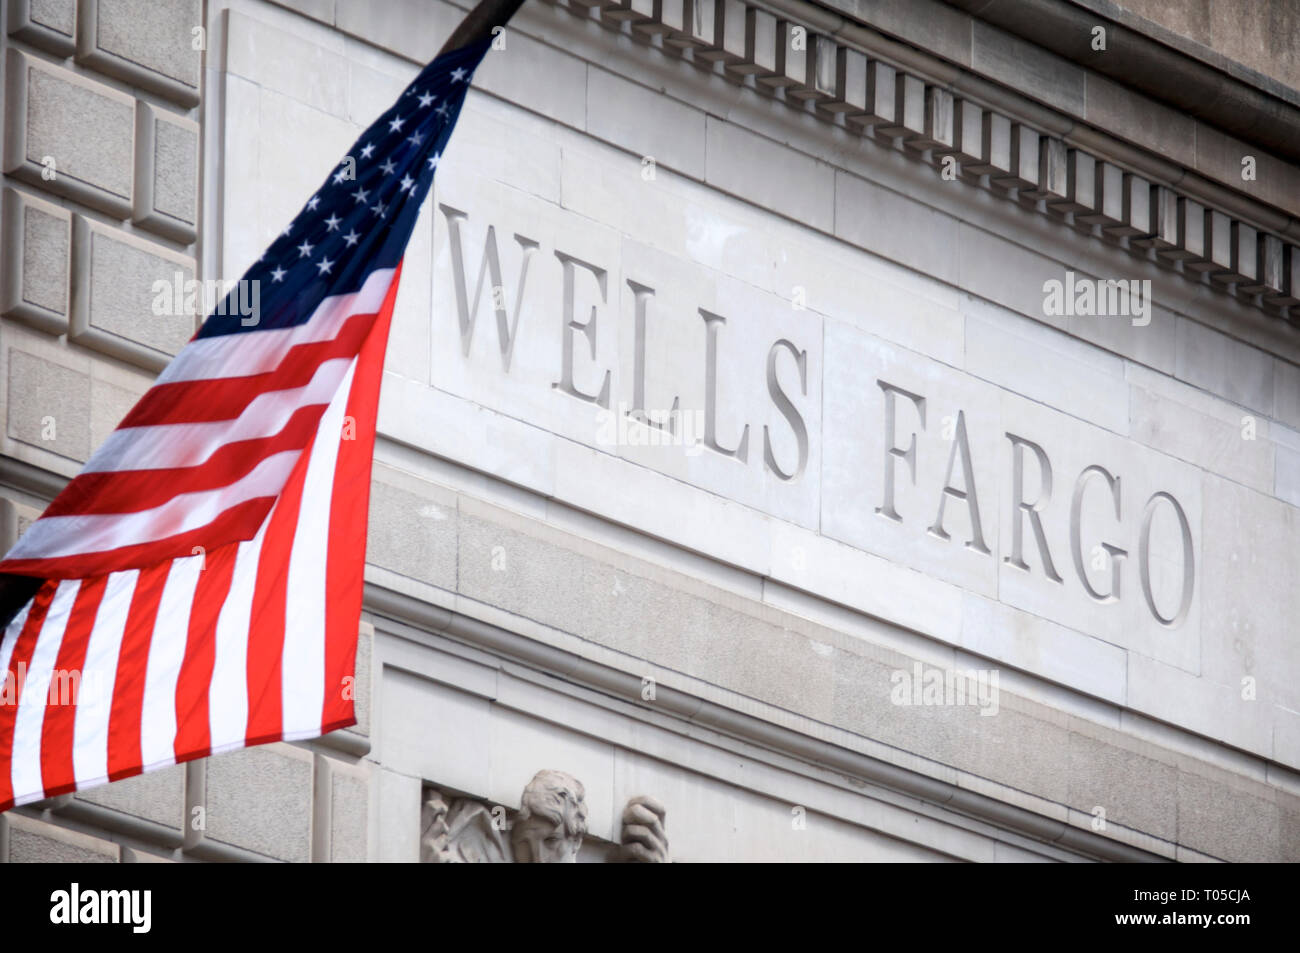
left=1, top=0, right=1299, bottom=861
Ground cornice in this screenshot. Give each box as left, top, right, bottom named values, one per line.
left=566, top=0, right=1300, bottom=327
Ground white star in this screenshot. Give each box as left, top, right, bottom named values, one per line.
left=270, top=266, right=286, bottom=282
left=372, top=201, right=386, bottom=217
left=352, top=187, right=370, bottom=204
left=388, top=114, right=406, bottom=133
left=315, top=256, right=334, bottom=275
left=360, top=143, right=375, bottom=159
left=297, top=239, right=314, bottom=258
left=380, top=158, right=397, bottom=175
left=427, top=151, right=441, bottom=170
left=332, top=169, right=349, bottom=185
left=450, top=67, right=467, bottom=83
left=418, top=91, right=435, bottom=108
left=342, top=229, right=360, bottom=247
left=324, top=213, right=341, bottom=231
left=399, top=174, right=415, bottom=193
left=435, top=102, right=450, bottom=118
left=306, top=195, right=320, bottom=211
left=407, top=131, right=424, bottom=146
left=281, top=223, right=293, bottom=237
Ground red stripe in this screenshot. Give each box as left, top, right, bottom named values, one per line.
left=244, top=434, right=316, bottom=748
left=43, top=404, right=327, bottom=518
left=106, top=564, right=170, bottom=782
left=323, top=263, right=401, bottom=732
left=38, top=576, right=107, bottom=798
left=172, top=543, right=239, bottom=762
left=0, top=581, right=58, bottom=811
left=117, top=310, right=379, bottom=430
left=0, top=497, right=275, bottom=581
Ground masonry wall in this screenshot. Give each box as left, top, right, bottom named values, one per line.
left=1, top=0, right=1299, bottom=862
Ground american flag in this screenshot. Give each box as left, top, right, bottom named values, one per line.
left=0, top=37, right=492, bottom=811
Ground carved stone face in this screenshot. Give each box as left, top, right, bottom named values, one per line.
left=510, top=769, right=587, bottom=863
left=511, top=814, right=582, bottom=863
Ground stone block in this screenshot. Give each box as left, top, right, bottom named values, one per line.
left=133, top=102, right=199, bottom=243
left=1132, top=184, right=1179, bottom=252
left=74, top=763, right=186, bottom=835
left=75, top=0, right=201, bottom=106
left=225, top=10, right=348, bottom=118
left=70, top=215, right=196, bottom=372
left=335, top=0, right=458, bottom=64
left=366, top=469, right=459, bottom=589
left=0, top=186, right=71, bottom=335
left=315, top=753, right=368, bottom=862
left=6, top=346, right=91, bottom=461
left=7, top=0, right=77, bottom=55
left=878, top=72, right=925, bottom=140
left=1066, top=726, right=1177, bottom=841
left=1176, top=766, right=1279, bottom=862
left=4, top=51, right=135, bottom=217
left=586, top=68, right=705, bottom=179
left=706, top=119, right=834, bottom=233
left=3, top=813, right=117, bottom=862
left=1174, top=318, right=1274, bottom=415
left=951, top=98, right=984, bottom=168
left=205, top=743, right=314, bottom=862
left=991, top=123, right=1038, bottom=191
left=836, top=170, right=958, bottom=285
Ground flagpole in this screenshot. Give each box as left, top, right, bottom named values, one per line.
left=438, top=0, right=528, bottom=56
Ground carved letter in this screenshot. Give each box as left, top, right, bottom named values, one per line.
left=1070, top=465, right=1127, bottom=602
left=763, top=339, right=809, bottom=482
left=1004, top=433, right=1063, bottom=582
left=554, top=251, right=611, bottom=408
left=928, top=410, right=989, bottom=554
left=698, top=309, right=749, bottom=462
left=627, top=280, right=678, bottom=434
left=1139, top=492, right=1194, bottom=627
left=877, top=380, right=926, bottom=523
left=439, top=204, right=539, bottom=371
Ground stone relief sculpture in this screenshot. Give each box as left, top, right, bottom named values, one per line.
left=421, top=769, right=670, bottom=863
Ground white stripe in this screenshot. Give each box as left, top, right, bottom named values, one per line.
left=71, top=570, right=138, bottom=788
left=155, top=268, right=396, bottom=385
left=208, top=526, right=266, bottom=751
left=138, top=556, right=203, bottom=769
left=0, top=599, right=33, bottom=689
left=82, top=356, right=353, bottom=474
left=281, top=358, right=357, bottom=735
left=9, top=579, right=80, bottom=805
left=6, top=450, right=301, bottom=561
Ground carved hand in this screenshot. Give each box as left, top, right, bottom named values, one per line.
left=613, top=795, right=669, bottom=863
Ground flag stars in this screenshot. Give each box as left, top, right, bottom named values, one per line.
left=388, top=114, right=406, bottom=133
left=306, top=195, right=320, bottom=211
left=450, top=67, right=468, bottom=83
left=427, top=151, right=441, bottom=170
left=399, top=174, right=415, bottom=193
left=380, top=158, right=397, bottom=176
left=281, top=223, right=293, bottom=237
left=342, top=229, right=360, bottom=247
left=297, top=239, right=315, bottom=258
left=418, top=91, right=435, bottom=108
left=324, top=213, right=341, bottom=232
left=352, top=187, right=370, bottom=204
left=360, top=143, right=375, bottom=160
left=315, top=256, right=335, bottom=276
left=407, top=131, right=424, bottom=147
left=332, top=169, right=349, bottom=186
left=270, top=265, right=286, bottom=282
left=372, top=201, right=387, bottom=217
left=435, top=102, right=451, bottom=119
